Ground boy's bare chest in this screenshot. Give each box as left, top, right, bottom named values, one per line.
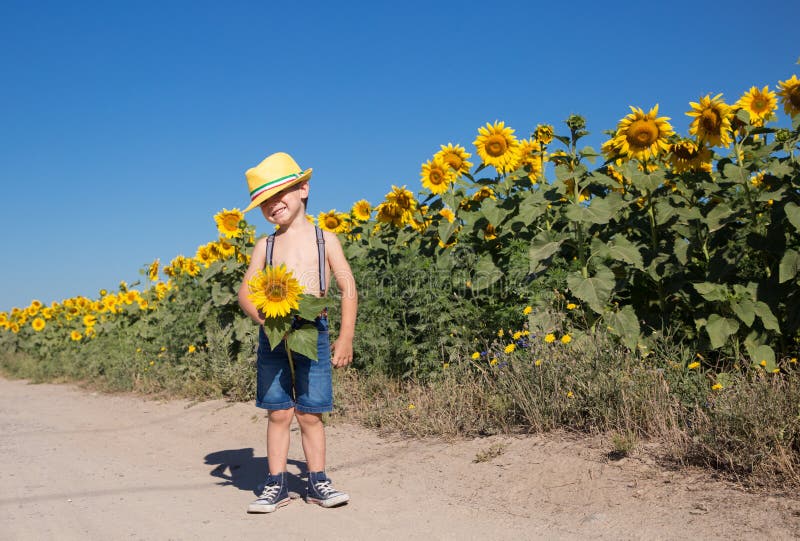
left=270, top=238, right=327, bottom=295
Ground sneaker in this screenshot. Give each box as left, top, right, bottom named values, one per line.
left=247, top=472, right=290, bottom=513
left=306, top=471, right=349, bottom=508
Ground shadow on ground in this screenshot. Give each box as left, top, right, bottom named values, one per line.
left=204, top=448, right=308, bottom=495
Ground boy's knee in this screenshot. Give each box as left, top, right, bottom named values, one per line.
left=268, top=408, right=294, bottom=425
left=295, top=411, right=323, bottom=427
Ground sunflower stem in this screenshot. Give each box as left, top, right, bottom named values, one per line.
left=647, top=189, right=667, bottom=318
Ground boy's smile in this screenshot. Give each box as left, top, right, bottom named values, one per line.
left=259, top=182, right=309, bottom=225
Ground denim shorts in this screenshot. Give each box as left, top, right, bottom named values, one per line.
left=256, top=316, right=333, bottom=413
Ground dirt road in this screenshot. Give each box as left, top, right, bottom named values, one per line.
left=1, top=377, right=798, bottom=540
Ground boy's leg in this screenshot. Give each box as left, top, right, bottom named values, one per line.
left=295, top=411, right=325, bottom=472
left=267, top=408, right=295, bottom=474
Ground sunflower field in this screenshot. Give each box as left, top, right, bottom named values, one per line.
left=2, top=72, right=800, bottom=485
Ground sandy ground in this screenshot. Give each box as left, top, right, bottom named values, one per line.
left=1, top=377, right=799, bottom=541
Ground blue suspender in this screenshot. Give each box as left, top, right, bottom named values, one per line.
left=265, top=226, right=326, bottom=296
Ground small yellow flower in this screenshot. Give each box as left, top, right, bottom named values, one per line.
left=759, top=360, right=767, bottom=367
left=136, top=348, right=142, bottom=353
left=560, top=334, right=572, bottom=344
left=512, top=331, right=523, bottom=340
left=696, top=353, right=704, bottom=360
left=187, top=345, right=197, bottom=353
left=534, top=359, right=542, bottom=366
left=489, top=358, right=499, bottom=366
left=497, top=329, right=504, bottom=337
left=471, top=352, right=480, bottom=360
left=408, top=404, right=416, bottom=410
left=160, top=346, right=167, bottom=352
left=771, top=368, right=780, bottom=374
left=711, top=383, right=723, bottom=391
left=566, top=303, right=577, bottom=310
left=504, top=343, right=516, bottom=354
left=566, top=391, right=574, bottom=398
left=544, top=333, right=556, bottom=343
left=465, top=280, right=472, bottom=288
left=149, top=360, right=155, bottom=366
left=442, top=363, right=449, bottom=370
left=70, top=330, right=82, bottom=341
left=523, top=306, right=532, bottom=315
left=688, top=362, right=700, bottom=370
left=790, top=358, right=797, bottom=364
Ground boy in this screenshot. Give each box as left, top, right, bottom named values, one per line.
left=237, top=151, right=357, bottom=513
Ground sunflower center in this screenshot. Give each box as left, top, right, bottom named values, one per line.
left=485, top=135, right=508, bottom=157
left=752, top=98, right=768, bottom=113
left=223, top=216, right=239, bottom=230
left=266, top=282, right=288, bottom=302
left=429, top=169, right=445, bottom=185
left=673, top=143, right=697, bottom=160
left=325, top=217, right=340, bottom=229
left=627, top=119, right=659, bottom=147
left=444, top=154, right=462, bottom=170
left=699, top=108, right=721, bottom=132
left=788, top=88, right=800, bottom=108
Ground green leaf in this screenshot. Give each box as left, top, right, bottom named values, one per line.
left=766, top=160, right=793, bottom=178
left=705, top=204, right=734, bottom=233
left=753, top=301, right=780, bottom=332
left=287, top=324, right=319, bottom=361
left=693, top=282, right=728, bottom=302
left=233, top=316, right=254, bottom=342
left=674, top=239, right=689, bottom=265
left=480, top=199, right=505, bottom=227
left=749, top=344, right=776, bottom=371
left=528, top=239, right=563, bottom=271
left=437, top=219, right=458, bottom=245
left=472, top=255, right=503, bottom=291
left=779, top=249, right=800, bottom=283
left=785, top=203, right=800, bottom=231
left=705, top=314, right=739, bottom=349
left=262, top=316, right=292, bottom=351
left=297, top=295, right=328, bottom=321
left=729, top=299, right=755, bottom=327
left=607, top=305, right=640, bottom=350
left=565, top=193, right=624, bottom=225
left=211, top=282, right=235, bottom=307
left=566, top=266, right=614, bottom=314
left=607, top=236, right=644, bottom=270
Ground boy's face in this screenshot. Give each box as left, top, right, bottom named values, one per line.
left=259, top=181, right=309, bottom=225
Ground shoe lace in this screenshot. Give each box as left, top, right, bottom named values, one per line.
left=313, top=479, right=338, bottom=497
left=258, top=482, right=281, bottom=500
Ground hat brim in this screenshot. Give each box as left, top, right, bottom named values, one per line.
left=243, top=168, right=312, bottom=213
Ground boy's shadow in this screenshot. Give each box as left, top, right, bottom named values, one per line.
left=204, top=448, right=308, bottom=496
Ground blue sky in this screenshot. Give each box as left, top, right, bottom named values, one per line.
left=1, top=0, right=798, bottom=310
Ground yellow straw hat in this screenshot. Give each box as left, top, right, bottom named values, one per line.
left=243, top=152, right=313, bottom=212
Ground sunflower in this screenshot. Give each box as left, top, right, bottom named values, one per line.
left=686, top=94, right=733, bottom=147
left=610, top=105, right=674, bottom=162
left=533, top=124, right=554, bottom=145
left=669, top=139, right=713, bottom=174
left=777, top=75, right=800, bottom=117
left=318, top=210, right=349, bottom=233
left=247, top=264, right=304, bottom=318
left=375, top=202, right=408, bottom=228
left=516, top=138, right=544, bottom=183
left=484, top=223, right=498, bottom=240
left=195, top=244, right=215, bottom=267
left=351, top=200, right=372, bottom=222
left=31, top=317, right=46, bottom=332
left=439, top=208, right=455, bottom=223
left=473, top=121, right=521, bottom=173
left=472, top=187, right=496, bottom=202
left=736, top=86, right=777, bottom=126
left=214, top=208, right=244, bottom=238
left=70, top=330, right=83, bottom=341
left=420, top=157, right=456, bottom=195
left=385, top=185, right=417, bottom=211
left=147, top=259, right=160, bottom=281
left=184, top=260, right=201, bottom=277
left=434, top=143, right=472, bottom=177
left=83, top=314, right=97, bottom=327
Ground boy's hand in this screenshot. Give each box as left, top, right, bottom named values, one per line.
left=330, top=336, right=353, bottom=368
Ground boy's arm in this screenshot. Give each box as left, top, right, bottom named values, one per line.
left=325, top=232, right=357, bottom=368
left=238, top=236, right=267, bottom=325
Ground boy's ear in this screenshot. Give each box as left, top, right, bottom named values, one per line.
left=297, top=180, right=310, bottom=197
